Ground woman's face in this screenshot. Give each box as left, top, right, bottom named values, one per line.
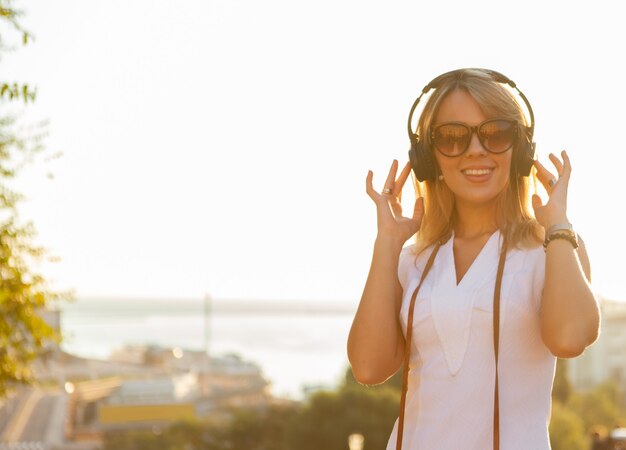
left=433, top=88, right=512, bottom=208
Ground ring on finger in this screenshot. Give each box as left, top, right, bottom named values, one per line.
left=548, top=177, right=558, bottom=188
left=382, top=188, right=393, bottom=195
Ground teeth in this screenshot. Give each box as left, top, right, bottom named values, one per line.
left=463, top=169, right=493, bottom=175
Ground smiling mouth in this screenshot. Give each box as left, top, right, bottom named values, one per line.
left=461, top=168, right=494, bottom=175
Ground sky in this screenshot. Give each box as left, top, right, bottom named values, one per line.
left=1, top=0, right=625, bottom=305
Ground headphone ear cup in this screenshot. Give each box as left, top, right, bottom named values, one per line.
left=409, top=138, right=437, bottom=182
left=516, top=141, right=536, bottom=177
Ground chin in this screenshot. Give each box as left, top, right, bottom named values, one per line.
left=448, top=182, right=508, bottom=206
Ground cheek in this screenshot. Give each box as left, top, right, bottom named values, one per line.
left=434, top=154, right=454, bottom=176
left=498, top=153, right=513, bottom=180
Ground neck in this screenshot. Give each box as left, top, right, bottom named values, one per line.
left=454, top=199, right=499, bottom=240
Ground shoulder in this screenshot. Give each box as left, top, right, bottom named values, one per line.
left=398, top=243, right=418, bottom=281
left=508, top=243, right=546, bottom=297
left=399, top=243, right=418, bottom=260
left=509, top=242, right=545, bottom=270
left=397, top=243, right=433, bottom=290
left=505, top=243, right=546, bottom=286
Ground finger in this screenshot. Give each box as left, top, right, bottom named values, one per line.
left=382, top=160, right=399, bottom=193
left=533, top=159, right=558, bottom=191
left=365, top=170, right=379, bottom=200
left=412, top=197, right=424, bottom=222
left=548, top=152, right=564, bottom=175
left=531, top=194, right=543, bottom=217
left=393, top=162, right=412, bottom=198
left=560, top=150, right=572, bottom=182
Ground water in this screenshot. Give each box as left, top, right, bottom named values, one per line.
left=59, top=298, right=357, bottom=401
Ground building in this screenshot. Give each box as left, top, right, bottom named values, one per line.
left=566, top=298, right=626, bottom=391
left=63, top=345, right=272, bottom=444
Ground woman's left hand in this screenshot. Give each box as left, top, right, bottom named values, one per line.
left=532, top=150, right=571, bottom=230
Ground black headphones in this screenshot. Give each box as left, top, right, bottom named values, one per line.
left=407, top=68, right=536, bottom=182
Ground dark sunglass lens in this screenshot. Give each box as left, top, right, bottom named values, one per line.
left=433, top=124, right=470, bottom=156
left=479, top=120, right=516, bottom=153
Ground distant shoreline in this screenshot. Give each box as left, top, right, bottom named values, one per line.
left=60, top=297, right=357, bottom=315
left=59, top=297, right=354, bottom=399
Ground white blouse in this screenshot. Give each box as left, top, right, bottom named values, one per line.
left=386, top=231, right=556, bottom=450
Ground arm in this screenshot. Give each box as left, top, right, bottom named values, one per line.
left=347, top=160, right=423, bottom=385
left=347, top=237, right=405, bottom=385
left=540, top=234, right=600, bottom=358
left=533, top=152, right=600, bottom=358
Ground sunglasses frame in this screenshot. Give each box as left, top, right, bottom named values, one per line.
left=428, top=118, right=519, bottom=157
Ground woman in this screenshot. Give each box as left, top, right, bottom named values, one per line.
left=346, top=69, right=600, bottom=450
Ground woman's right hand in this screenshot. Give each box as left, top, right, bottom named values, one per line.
left=366, top=160, right=424, bottom=250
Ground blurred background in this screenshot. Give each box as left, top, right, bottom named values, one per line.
left=1, top=0, right=625, bottom=449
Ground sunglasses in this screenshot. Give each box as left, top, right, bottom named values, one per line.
left=429, top=119, right=518, bottom=157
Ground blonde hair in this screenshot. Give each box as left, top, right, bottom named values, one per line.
left=412, top=69, right=543, bottom=254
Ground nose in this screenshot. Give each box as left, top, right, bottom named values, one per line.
left=464, top=129, right=487, bottom=157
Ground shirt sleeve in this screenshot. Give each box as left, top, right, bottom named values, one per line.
left=397, top=244, right=419, bottom=292
left=531, top=246, right=547, bottom=312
